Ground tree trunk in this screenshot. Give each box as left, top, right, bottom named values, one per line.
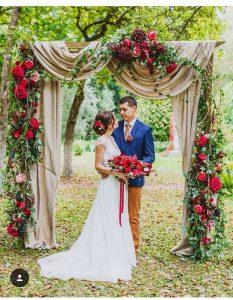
left=62, top=80, right=85, bottom=178
left=0, top=7, right=20, bottom=194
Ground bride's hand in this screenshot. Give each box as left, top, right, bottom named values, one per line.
left=114, top=172, right=128, bottom=182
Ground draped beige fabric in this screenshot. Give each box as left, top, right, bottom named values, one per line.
left=26, top=80, right=62, bottom=249
left=28, top=40, right=216, bottom=255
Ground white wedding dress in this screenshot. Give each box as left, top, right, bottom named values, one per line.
left=38, top=135, right=136, bottom=282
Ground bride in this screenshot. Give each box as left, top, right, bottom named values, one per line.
left=38, top=111, right=136, bottom=282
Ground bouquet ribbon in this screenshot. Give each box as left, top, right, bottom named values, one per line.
left=119, top=180, right=125, bottom=226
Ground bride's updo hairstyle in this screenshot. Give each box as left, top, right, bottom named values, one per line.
left=93, top=111, right=115, bottom=136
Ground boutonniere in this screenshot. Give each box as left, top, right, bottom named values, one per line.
left=126, top=134, right=134, bottom=143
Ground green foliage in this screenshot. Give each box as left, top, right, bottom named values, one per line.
left=72, top=143, right=83, bottom=156
left=221, top=161, right=233, bottom=197
left=138, top=99, right=172, bottom=142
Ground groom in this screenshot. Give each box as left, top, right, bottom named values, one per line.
left=104, top=96, right=155, bottom=254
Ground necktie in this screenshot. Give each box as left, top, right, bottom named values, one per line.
left=125, top=123, right=131, bottom=141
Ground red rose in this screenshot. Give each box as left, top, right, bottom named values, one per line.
left=140, top=50, right=148, bottom=60
left=16, top=201, right=26, bottom=210
left=194, top=204, right=203, bottom=214
left=11, top=65, right=25, bottom=80
left=147, top=31, right=157, bottom=41
left=200, top=214, right=208, bottom=222
left=6, top=223, right=19, bottom=237
left=15, top=217, right=23, bottom=223
left=132, top=46, right=141, bottom=57
left=122, top=38, right=132, bottom=47
left=141, top=41, right=150, bottom=50
left=209, top=176, right=222, bottom=193
left=25, top=128, right=35, bottom=139
left=13, top=84, right=28, bottom=100
left=30, top=118, right=40, bottom=130
left=198, top=153, right=207, bottom=160
left=201, top=236, right=212, bottom=245
left=199, top=135, right=208, bottom=147
left=12, top=129, right=22, bottom=139
left=95, top=120, right=103, bottom=127
left=19, top=78, right=28, bottom=87
left=21, top=111, right=27, bottom=118
left=197, top=171, right=206, bottom=182
left=22, top=60, right=34, bottom=70
left=166, top=63, right=177, bottom=74
left=146, top=57, right=154, bottom=65
left=23, top=208, right=31, bottom=216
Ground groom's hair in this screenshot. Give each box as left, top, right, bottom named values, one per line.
left=119, top=96, right=137, bottom=108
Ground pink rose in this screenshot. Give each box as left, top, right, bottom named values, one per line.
left=194, top=204, right=204, bottom=215
left=15, top=173, right=26, bottom=184
left=147, top=31, right=157, bottom=41
left=122, top=38, right=132, bottom=47
left=209, top=197, right=217, bottom=206
left=132, top=46, right=141, bottom=57
left=31, top=71, right=40, bottom=82
left=206, top=220, right=215, bottom=230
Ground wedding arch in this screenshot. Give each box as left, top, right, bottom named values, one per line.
left=5, top=29, right=227, bottom=261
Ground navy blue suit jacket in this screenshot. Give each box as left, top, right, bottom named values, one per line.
left=112, top=119, right=155, bottom=187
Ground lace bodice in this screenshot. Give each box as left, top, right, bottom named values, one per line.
left=94, top=135, right=121, bottom=167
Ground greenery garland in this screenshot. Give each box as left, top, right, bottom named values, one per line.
left=3, top=43, right=45, bottom=248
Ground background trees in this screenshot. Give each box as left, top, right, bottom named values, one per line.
left=0, top=6, right=227, bottom=181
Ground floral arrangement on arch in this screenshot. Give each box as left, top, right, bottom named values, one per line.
left=185, top=106, right=228, bottom=260
left=109, top=28, right=178, bottom=76
left=4, top=43, right=44, bottom=247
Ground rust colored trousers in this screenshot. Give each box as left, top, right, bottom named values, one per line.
left=128, top=186, right=142, bottom=253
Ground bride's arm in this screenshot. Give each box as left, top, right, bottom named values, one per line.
left=95, top=145, right=128, bottom=181
left=95, top=144, right=113, bottom=175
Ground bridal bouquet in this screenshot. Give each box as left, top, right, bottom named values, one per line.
left=108, top=154, right=153, bottom=226
left=108, top=154, right=153, bottom=178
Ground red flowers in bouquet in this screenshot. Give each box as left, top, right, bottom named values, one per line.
left=108, top=154, right=153, bottom=178
left=108, top=154, right=153, bottom=227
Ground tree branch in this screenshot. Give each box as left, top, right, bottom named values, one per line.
left=176, top=7, right=202, bottom=39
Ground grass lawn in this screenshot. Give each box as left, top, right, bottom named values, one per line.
left=0, top=152, right=232, bottom=297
